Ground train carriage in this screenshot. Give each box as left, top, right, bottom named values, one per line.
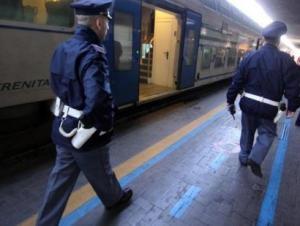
left=0, top=0, right=259, bottom=159
left=0, top=0, right=259, bottom=108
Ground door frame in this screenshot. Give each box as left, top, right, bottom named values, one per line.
left=177, top=10, right=202, bottom=89
left=105, top=0, right=142, bottom=106
left=143, top=0, right=184, bottom=14
left=141, top=0, right=184, bottom=89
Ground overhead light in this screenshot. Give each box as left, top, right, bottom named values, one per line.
left=226, top=0, right=272, bottom=26
left=226, top=0, right=300, bottom=54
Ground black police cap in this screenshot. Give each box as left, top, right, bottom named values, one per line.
left=262, top=21, right=287, bottom=39
left=71, top=0, right=112, bottom=19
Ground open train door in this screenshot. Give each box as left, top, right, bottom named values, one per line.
left=178, top=11, right=202, bottom=89
left=106, top=0, right=141, bottom=106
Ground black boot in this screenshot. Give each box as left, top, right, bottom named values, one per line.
left=239, top=156, right=248, bottom=167
left=247, top=159, right=263, bottom=178
left=106, top=188, right=133, bottom=210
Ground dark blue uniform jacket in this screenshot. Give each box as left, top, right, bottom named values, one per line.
left=227, top=44, right=300, bottom=120
left=50, top=25, right=114, bottom=150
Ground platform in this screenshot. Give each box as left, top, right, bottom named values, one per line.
left=1, top=97, right=300, bottom=226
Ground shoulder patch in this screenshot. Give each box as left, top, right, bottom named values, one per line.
left=91, top=44, right=106, bottom=54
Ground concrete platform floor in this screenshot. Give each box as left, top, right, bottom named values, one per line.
left=1, top=85, right=300, bottom=226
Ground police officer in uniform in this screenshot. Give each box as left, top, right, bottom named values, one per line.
left=227, top=21, right=300, bottom=177
left=36, top=1, right=132, bottom=225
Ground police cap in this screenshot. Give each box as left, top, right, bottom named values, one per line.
left=262, top=21, right=287, bottom=39
left=71, top=0, right=112, bottom=19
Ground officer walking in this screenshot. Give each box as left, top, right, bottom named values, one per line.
left=36, top=1, right=132, bottom=225
left=227, top=21, right=300, bottom=177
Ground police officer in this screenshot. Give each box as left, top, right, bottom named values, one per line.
left=36, top=1, right=132, bottom=225
left=227, top=21, right=300, bottom=177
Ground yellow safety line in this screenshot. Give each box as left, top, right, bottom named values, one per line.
left=19, top=103, right=226, bottom=226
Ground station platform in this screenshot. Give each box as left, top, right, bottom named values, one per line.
left=1, top=97, right=299, bottom=226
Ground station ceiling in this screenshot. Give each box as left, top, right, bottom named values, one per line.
left=256, top=0, right=300, bottom=48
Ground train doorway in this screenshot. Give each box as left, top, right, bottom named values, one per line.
left=139, top=4, right=181, bottom=102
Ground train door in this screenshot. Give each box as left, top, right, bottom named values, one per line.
left=106, top=0, right=141, bottom=106
left=152, top=10, right=178, bottom=88
left=178, top=11, right=202, bottom=89
left=139, top=4, right=181, bottom=102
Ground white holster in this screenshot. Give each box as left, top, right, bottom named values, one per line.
left=58, top=119, right=78, bottom=138
left=274, top=110, right=284, bottom=123
left=51, top=97, right=107, bottom=149
left=71, top=122, right=97, bottom=149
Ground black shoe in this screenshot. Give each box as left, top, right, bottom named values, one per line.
left=247, top=159, right=263, bottom=178
left=240, top=160, right=248, bottom=167
left=106, top=188, right=133, bottom=210
left=239, top=157, right=248, bottom=167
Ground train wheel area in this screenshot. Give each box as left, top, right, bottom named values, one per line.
left=1, top=87, right=300, bottom=226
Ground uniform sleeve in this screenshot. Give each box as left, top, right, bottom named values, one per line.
left=81, top=57, right=110, bottom=126
left=283, top=59, right=300, bottom=111
left=226, top=57, right=247, bottom=104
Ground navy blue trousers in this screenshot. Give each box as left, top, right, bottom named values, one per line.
left=36, top=145, right=123, bottom=226
left=239, top=113, right=277, bottom=165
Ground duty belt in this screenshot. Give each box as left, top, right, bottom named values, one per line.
left=62, top=105, right=83, bottom=118
left=51, top=97, right=109, bottom=146
left=243, top=92, right=279, bottom=107
left=51, top=97, right=83, bottom=119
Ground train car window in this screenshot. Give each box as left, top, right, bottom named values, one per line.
left=114, top=11, right=133, bottom=71
left=214, top=47, right=226, bottom=68
left=0, top=0, right=74, bottom=27
left=227, top=48, right=237, bottom=67
left=183, top=29, right=196, bottom=66
left=201, top=46, right=213, bottom=70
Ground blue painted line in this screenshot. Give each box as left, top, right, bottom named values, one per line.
left=209, top=153, right=228, bottom=171
left=59, top=109, right=226, bottom=226
left=257, top=118, right=292, bottom=226
left=170, top=186, right=201, bottom=218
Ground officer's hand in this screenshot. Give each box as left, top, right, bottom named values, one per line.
left=227, top=104, right=236, bottom=116
left=286, top=111, right=295, bottom=118
left=80, top=115, right=93, bottom=129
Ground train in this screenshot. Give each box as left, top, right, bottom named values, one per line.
left=0, top=0, right=261, bottom=159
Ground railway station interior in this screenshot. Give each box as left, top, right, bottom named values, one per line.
left=1, top=0, right=300, bottom=226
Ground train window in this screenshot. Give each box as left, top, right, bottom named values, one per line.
left=0, top=0, right=74, bottom=27
left=114, top=11, right=133, bottom=70
left=214, top=47, right=226, bottom=68
left=227, top=48, right=237, bottom=67
left=183, top=29, right=196, bottom=66
left=201, top=46, right=213, bottom=70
